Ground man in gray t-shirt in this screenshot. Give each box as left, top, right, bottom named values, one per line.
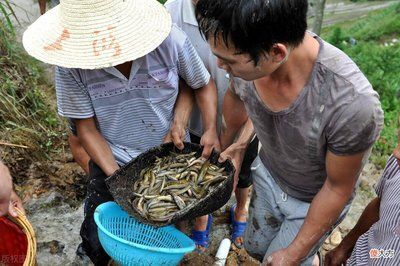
left=196, top=0, right=383, bottom=264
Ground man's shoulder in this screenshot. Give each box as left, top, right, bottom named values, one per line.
left=157, top=24, right=189, bottom=53
left=164, top=0, right=182, bottom=10
left=318, top=38, right=371, bottom=92
left=164, top=0, right=183, bottom=25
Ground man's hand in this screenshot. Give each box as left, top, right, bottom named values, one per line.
left=165, top=79, right=194, bottom=150
left=263, top=248, right=301, bottom=266
left=219, top=142, right=246, bottom=188
left=201, top=128, right=220, bottom=158
left=0, top=162, right=13, bottom=217
left=164, top=121, right=186, bottom=150
left=325, top=243, right=352, bottom=266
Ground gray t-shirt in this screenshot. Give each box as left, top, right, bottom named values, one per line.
left=232, top=34, right=383, bottom=202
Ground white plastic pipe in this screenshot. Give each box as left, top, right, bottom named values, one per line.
left=214, top=238, right=231, bottom=266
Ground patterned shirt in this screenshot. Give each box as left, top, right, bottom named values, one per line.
left=55, top=25, right=210, bottom=165
left=348, top=155, right=400, bottom=265
left=165, top=0, right=229, bottom=136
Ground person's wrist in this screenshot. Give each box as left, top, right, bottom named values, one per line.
left=286, top=242, right=307, bottom=261
left=105, top=165, right=120, bottom=177
left=232, top=140, right=248, bottom=153
left=172, top=117, right=188, bottom=130
left=203, top=124, right=217, bottom=132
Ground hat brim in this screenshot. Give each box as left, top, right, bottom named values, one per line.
left=23, top=0, right=172, bottom=69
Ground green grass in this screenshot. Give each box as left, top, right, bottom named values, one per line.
left=0, top=1, right=65, bottom=163
left=323, top=3, right=400, bottom=42
left=322, top=3, right=400, bottom=167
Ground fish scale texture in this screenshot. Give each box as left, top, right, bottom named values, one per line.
left=106, top=142, right=235, bottom=227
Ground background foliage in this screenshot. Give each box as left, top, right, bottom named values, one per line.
left=323, top=3, right=400, bottom=167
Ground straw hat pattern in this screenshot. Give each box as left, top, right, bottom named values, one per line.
left=23, top=0, right=172, bottom=69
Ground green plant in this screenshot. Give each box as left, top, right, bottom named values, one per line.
left=0, top=0, right=65, bottom=162
left=323, top=3, right=400, bottom=168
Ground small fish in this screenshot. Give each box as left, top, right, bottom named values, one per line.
left=172, top=194, right=186, bottom=210
left=131, top=151, right=228, bottom=222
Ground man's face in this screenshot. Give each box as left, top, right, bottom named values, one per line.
left=208, top=36, right=283, bottom=81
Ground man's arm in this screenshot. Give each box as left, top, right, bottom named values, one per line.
left=194, top=78, right=220, bottom=158
left=175, top=33, right=220, bottom=158
left=75, top=117, right=119, bottom=176
left=219, top=87, right=250, bottom=150
left=325, top=197, right=380, bottom=266
left=266, top=151, right=366, bottom=265
left=38, top=0, right=46, bottom=15
left=164, top=79, right=195, bottom=149
left=218, top=87, right=254, bottom=184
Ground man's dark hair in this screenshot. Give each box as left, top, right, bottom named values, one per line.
left=195, top=0, right=308, bottom=64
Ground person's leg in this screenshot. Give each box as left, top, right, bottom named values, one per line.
left=68, top=133, right=90, bottom=174
left=233, top=186, right=249, bottom=222
left=262, top=177, right=351, bottom=265
left=80, top=161, right=114, bottom=265
left=189, top=133, right=212, bottom=249
left=233, top=137, right=258, bottom=246
left=243, top=156, right=284, bottom=261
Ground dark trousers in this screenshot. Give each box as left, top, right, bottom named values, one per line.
left=80, top=161, right=114, bottom=266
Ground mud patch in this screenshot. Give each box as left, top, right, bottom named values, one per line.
left=226, top=245, right=260, bottom=266
left=37, top=240, right=65, bottom=256
left=180, top=252, right=215, bottom=266
left=252, top=217, right=260, bottom=230
left=249, top=189, right=256, bottom=208
left=265, top=214, right=280, bottom=229
left=13, top=153, right=88, bottom=207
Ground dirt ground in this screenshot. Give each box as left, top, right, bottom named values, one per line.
left=16, top=155, right=381, bottom=265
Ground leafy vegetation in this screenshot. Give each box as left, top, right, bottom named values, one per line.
left=323, top=3, right=400, bottom=167
left=0, top=1, right=65, bottom=164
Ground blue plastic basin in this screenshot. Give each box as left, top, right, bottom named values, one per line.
left=94, top=201, right=195, bottom=266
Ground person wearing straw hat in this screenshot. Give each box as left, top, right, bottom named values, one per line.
left=0, top=161, right=24, bottom=218
left=23, top=0, right=219, bottom=264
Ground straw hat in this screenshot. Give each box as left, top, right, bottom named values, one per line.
left=23, top=0, right=172, bottom=69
